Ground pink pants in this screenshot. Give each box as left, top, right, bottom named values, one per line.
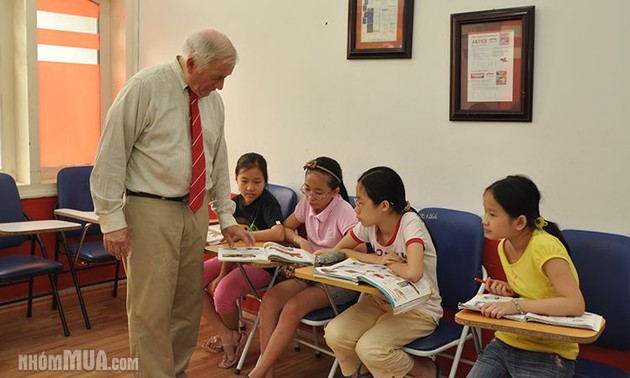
left=203, top=257, right=272, bottom=314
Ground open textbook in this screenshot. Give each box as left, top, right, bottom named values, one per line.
left=458, top=293, right=603, bottom=332
left=313, top=258, right=432, bottom=315
left=218, top=242, right=347, bottom=265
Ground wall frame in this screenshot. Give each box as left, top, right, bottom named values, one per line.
left=450, top=6, right=535, bottom=122
left=347, top=0, right=414, bottom=59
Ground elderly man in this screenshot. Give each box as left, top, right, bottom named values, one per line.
left=91, top=29, right=253, bottom=377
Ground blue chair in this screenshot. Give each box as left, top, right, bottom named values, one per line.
left=403, top=207, right=486, bottom=378
left=267, top=183, right=298, bottom=221
left=0, top=173, right=70, bottom=336
left=348, top=195, right=356, bottom=208
left=54, top=165, right=122, bottom=330
left=563, top=229, right=630, bottom=377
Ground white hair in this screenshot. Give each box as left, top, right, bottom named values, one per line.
left=182, top=29, right=238, bottom=69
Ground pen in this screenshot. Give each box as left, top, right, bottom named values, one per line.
left=474, top=278, right=513, bottom=294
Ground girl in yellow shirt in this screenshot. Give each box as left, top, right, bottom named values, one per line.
left=468, top=175, right=585, bottom=378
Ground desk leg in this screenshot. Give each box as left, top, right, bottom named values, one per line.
left=237, top=263, right=261, bottom=300
left=328, top=358, right=340, bottom=378
left=448, top=325, right=471, bottom=378
left=471, top=326, right=482, bottom=355
left=321, top=284, right=339, bottom=316
left=235, top=267, right=280, bottom=374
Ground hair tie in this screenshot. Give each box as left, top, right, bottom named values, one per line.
left=403, top=201, right=411, bottom=212
left=534, top=216, right=548, bottom=230
left=303, top=159, right=341, bottom=183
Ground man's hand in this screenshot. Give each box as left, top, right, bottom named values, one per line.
left=103, top=228, right=131, bottom=260
left=222, top=225, right=255, bottom=247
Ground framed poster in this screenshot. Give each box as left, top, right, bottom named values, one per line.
left=347, top=0, right=414, bottom=59
left=450, top=6, right=535, bottom=121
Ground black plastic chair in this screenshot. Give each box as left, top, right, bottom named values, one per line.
left=0, top=173, right=70, bottom=336
left=54, top=165, right=122, bottom=330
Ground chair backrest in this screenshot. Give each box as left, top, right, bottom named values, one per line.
left=56, top=166, right=101, bottom=235
left=563, top=229, right=630, bottom=351
left=0, top=173, right=29, bottom=248
left=57, top=166, right=95, bottom=211
left=418, top=207, right=484, bottom=310
left=267, top=183, right=298, bottom=221
left=348, top=196, right=356, bottom=208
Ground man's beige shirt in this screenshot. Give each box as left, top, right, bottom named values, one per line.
left=91, top=58, right=236, bottom=233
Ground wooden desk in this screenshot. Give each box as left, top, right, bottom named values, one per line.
left=54, top=208, right=98, bottom=224
left=455, top=309, right=605, bottom=344
left=294, top=266, right=380, bottom=295
left=0, top=220, right=82, bottom=236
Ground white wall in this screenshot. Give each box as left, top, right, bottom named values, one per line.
left=137, top=0, right=630, bottom=235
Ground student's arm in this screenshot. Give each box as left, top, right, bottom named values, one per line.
left=387, top=242, right=424, bottom=282
left=284, top=213, right=313, bottom=252
left=518, top=258, right=585, bottom=316
left=251, top=224, right=284, bottom=242
left=481, top=258, right=585, bottom=319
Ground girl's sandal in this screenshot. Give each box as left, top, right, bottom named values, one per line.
left=201, top=335, right=223, bottom=354
left=218, top=332, right=247, bottom=369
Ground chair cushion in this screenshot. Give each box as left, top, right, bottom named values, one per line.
left=574, top=358, right=629, bottom=378
left=68, top=241, right=115, bottom=262
left=404, top=321, right=464, bottom=351
left=302, top=300, right=357, bottom=322
left=0, top=255, right=63, bottom=281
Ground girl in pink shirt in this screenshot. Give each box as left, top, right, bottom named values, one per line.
left=248, top=156, right=358, bottom=378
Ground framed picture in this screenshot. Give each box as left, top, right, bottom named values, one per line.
left=450, top=6, right=535, bottom=122
left=347, top=0, right=414, bottom=59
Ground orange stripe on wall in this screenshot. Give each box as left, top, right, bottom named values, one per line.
left=37, top=29, right=99, bottom=50
left=38, top=62, right=101, bottom=167
left=37, top=0, right=98, bottom=18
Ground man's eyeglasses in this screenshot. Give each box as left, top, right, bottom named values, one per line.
left=300, top=184, right=332, bottom=201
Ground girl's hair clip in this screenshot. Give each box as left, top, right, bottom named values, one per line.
left=534, top=216, right=548, bottom=230
left=403, top=201, right=411, bottom=212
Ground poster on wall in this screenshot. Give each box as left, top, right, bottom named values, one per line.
left=347, top=0, right=414, bottom=59
left=450, top=6, right=535, bottom=122
left=467, top=31, right=514, bottom=102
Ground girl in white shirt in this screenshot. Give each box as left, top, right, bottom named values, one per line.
left=323, top=166, right=442, bottom=378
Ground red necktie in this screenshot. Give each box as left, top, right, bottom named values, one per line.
left=188, top=89, right=206, bottom=213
